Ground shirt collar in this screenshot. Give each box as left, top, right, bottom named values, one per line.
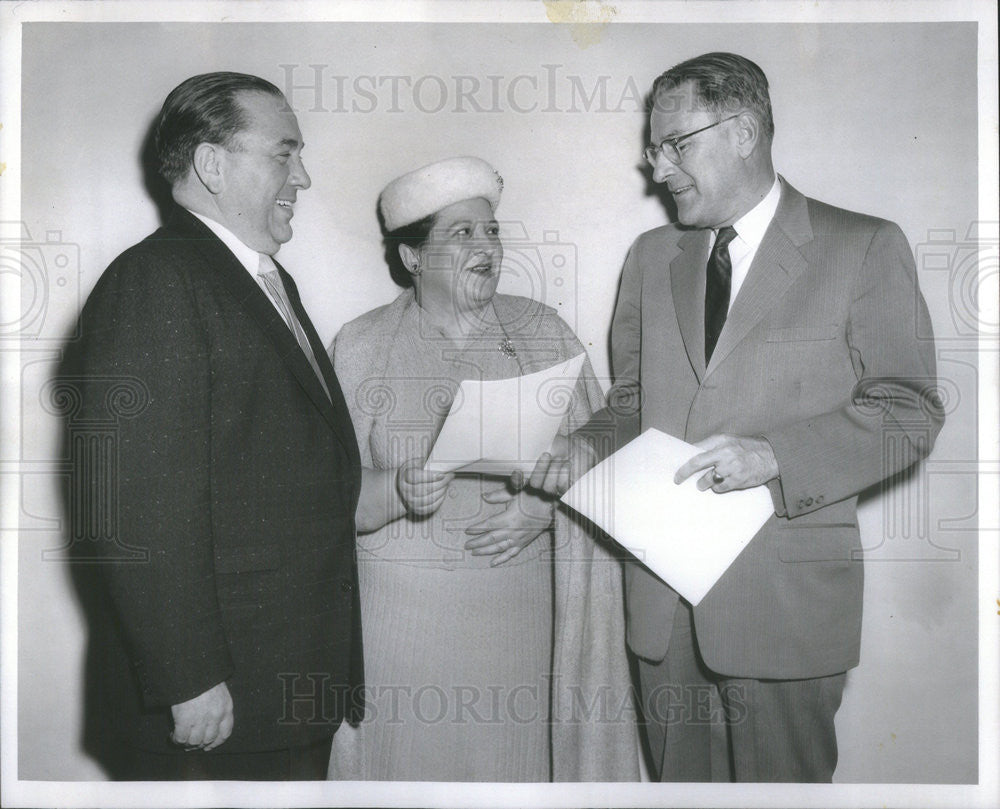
left=188, top=210, right=271, bottom=276
left=730, top=174, right=781, bottom=250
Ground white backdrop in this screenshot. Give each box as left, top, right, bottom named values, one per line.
left=13, top=17, right=982, bottom=787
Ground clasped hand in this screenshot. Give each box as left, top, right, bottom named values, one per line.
left=170, top=681, right=233, bottom=751
left=396, top=457, right=453, bottom=516
left=394, top=457, right=553, bottom=565
left=464, top=486, right=555, bottom=566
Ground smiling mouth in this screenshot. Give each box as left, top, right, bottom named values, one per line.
left=465, top=261, right=495, bottom=274
left=669, top=185, right=693, bottom=195
left=276, top=199, right=294, bottom=210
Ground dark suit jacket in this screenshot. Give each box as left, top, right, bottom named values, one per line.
left=602, top=178, right=942, bottom=679
left=63, top=206, right=363, bottom=756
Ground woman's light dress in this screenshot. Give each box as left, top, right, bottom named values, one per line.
left=328, top=290, right=638, bottom=781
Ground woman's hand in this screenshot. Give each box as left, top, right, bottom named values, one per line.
left=464, top=486, right=555, bottom=566
left=396, top=458, right=453, bottom=516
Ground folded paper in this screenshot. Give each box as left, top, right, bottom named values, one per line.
left=425, top=353, right=586, bottom=474
left=560, top=428, right=775, bottom=605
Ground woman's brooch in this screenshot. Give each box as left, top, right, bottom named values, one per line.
left=498, top=337, right=517, bottom=359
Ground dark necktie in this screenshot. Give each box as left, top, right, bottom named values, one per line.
left=704, top=226, right=737, bottom=365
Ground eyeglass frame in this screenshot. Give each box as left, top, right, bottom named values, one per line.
left=643, top=114, right=740, bottom=165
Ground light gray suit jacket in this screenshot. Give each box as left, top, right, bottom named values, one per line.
left=609, top=178, right=942, bottom=679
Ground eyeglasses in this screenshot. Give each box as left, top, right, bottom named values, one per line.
left=643, top=115, right=739, bottom=165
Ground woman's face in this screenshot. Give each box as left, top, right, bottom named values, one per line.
left=407, top=196, right=503, bottom=319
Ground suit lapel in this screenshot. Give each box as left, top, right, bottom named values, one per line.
left=276, top=261, right=361, bottom=467
left=704, top=178, right=813, bottom=378
left=669, top=228, right=711, bottom=381
left=169, top=209, right=357, bottom=460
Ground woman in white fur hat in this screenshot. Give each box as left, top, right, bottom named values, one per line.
left=327, top=157, right=638, bottom=782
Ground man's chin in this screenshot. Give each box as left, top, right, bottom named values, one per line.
left=673, top=202, right=693, bottom=226
left=266, top=229, right=293, bottom=253
left=676, top=212, right=713, bottom=230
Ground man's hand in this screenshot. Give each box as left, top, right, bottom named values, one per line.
left=513, top=433, right=598, bottom=497
left=674, top=434, right=779, bottom=492
left=170, top=681, right=233, bottom=751
left=464, top=487, right=555, bottom=566
left=396, top=458, right=453, bottom=516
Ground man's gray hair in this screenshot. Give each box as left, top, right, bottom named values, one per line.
left=652, top=52, right=774, bottom=140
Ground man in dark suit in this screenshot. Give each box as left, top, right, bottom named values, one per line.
left=529, top=53, right=943, bottom=782
left=62, top=72, right=412, bottom=780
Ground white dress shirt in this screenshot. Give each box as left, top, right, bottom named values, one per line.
left=189, top=210, right=293, bottom=330
left=709, top=175, right=782, bottom=312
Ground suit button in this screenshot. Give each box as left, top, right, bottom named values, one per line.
left=804, top=497, right=813, bottom=506
left=816, top=495, right=825, bottom=504
left=797, top=500, right=805, bottom=509
left=340, top=580, right=353, bottom=593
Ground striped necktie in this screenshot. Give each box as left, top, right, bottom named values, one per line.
left=704, top=225, right=737, bottom=365
left=258, top=255, right=331, bottom=401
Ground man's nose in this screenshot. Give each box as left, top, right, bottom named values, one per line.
left=651, top=154, right=678, bottom=185
left=291, top=158, right=312, bottom=190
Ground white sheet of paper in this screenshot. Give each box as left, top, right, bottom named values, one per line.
left=560, top=428, right=776, bottom=605
left=424, top=353, right=586, bottom=474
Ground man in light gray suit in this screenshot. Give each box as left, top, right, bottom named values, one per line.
left=529, top=52, right=943, bottom=782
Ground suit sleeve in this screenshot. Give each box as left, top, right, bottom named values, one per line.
left=69, top=254, right=234, bottom=707
left=763, top=220, right=944, bottom=518
left=576, top=241, right=643, bottom=460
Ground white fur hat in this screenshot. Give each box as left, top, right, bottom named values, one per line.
left=379, top=156, right=504, bottom=232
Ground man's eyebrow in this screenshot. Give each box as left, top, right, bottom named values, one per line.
left=649, top=129, right=677, bottom=144
left=276, top=138, right=302, bottom=149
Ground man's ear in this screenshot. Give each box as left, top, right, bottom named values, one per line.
left=192, top=143, right=225, bottom=194
left=398, top=243, right=421, bottom=276
left=734, top=111, right=760, bottom=159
